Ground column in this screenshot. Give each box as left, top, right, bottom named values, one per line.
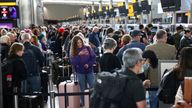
left=91, top=1, right=95, bottom=23
left=138, top=0, right=143, bottom=24
left=172, top=11, right=176, bottom=25
left=19, top=0, right=34, bottom=28
left=98, top=0, right=102, bottom=24
left=109, top=0, right=114, bottom=26
left=189, top=0, right=192, bottom=23
left=148, top=0, right=152, bottom=23
left=125, top=0, right=128, bottom=25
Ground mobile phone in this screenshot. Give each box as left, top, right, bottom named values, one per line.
left=177, top=100, right=185, bottom=105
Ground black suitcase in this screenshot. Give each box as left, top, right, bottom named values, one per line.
left=19, top=95, right=44, bottom=108
left=41, top=70, right=49, bottom=103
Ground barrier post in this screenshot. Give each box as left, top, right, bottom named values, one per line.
left=0, top=44, right=3, bottom=108
left=14, top=87, right=19, bottom=108
left=48, top=52, right=55, bottom=108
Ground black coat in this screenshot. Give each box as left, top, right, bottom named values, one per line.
left=1, top=43, right=10, bottom=62
left=7, top=54, right=27, bottom=88
left=55, top=35, right=66, bottom=58
left=3, top=54, right=27, bottom=108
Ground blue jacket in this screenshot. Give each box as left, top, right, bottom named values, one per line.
left=88, top=32, right=100, bottom=47
left=70, top=46, right=96, bottom=74
left=116, top=41, right=145, bottom=62
left=23, top=42, right=45, bottom=75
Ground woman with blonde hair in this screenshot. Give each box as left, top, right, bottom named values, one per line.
left=120, top=34, right=132, bottom=48
left=70, top=35, right=96, bottom=106
left=0, top=35, right=11, bottom=61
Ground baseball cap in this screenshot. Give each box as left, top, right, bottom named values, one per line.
left=132, top=30, right=141, bottom=37
left=58, top=27, right=65, bottom=33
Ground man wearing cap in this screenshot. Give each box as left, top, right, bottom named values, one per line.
left=116, top=30, right=145, bottom=63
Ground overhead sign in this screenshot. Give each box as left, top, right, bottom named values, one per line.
left=0, top=6, right=19, bottom=19
left=128, top=4, right=134, bottom=17
left=117, top=2, right=124, bottom=7
left=132, top=0, right=136, bottom=3
left=0, top=2, right=16, bottom=6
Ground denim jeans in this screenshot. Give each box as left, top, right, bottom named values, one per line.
left=21, top=75, right=41, bottom=93
left=76, top=72, right=94, bottom=105
left=149, top=90, right=158, bottom=108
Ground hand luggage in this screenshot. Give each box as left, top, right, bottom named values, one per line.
left=84, top=89, right=90, bottom=108
left=19, top=94, right=44, bottom=108
left=58, top=81, right=80, bottom=108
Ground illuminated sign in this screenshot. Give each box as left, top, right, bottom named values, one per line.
left=0, top=6, right=19, bottom=19
left=0, top=0, right=16, bottom=2
left=128, top=4, right=134, bottom=17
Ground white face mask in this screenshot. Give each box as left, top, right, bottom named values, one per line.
left=143, top=63, right=150, bottom=71
left=139, top=63, right=150, bottom=74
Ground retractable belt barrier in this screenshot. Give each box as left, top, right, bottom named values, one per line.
left=12, top=87, right=158, bottom=108
left=13, top=90, right=91, bottom=108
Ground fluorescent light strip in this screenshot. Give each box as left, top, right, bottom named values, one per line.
left=0, top=2, right=16, bottom=6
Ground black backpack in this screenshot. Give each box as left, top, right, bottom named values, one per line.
left=90, top=70, right=130, bottom=108
left=2, top=59, right=14, bottom=94
left=157, top=69, right=181, bottom=104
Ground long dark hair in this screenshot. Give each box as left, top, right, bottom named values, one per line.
left=179, top=47, right=192, bottom=72
left=70, top=36, right=84, bottom=56
left=142, top=50, right=158, bottom=68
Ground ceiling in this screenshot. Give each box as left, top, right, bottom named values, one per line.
left=42, top=0, right=132, bottom=5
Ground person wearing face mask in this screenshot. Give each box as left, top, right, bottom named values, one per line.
left=119, top=48, right=147, bottom=108
left=142, top=50, right=159, bottom=108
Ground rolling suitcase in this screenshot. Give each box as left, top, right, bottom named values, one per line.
left=59, top=81, right=80, bottom=108
left=19, top=95, right=44, bottom=108
left=84, top=89, right=90, bottom=108
left=58, top=71, right=80, bottom=108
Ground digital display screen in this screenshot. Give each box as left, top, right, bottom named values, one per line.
left=0, top=23, right=13, bottom=29
left=0, top=6, right=19, bottom=19
left=0, top=0, right=16, bottom=2
left=161, top=0, right=181, bottom=12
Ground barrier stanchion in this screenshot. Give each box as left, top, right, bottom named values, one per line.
left=48, top=51, right=55, bottom=108
left=0, top=44, right=3, bottom=108
left=49, top=73, right=55, bottom=108
left=14, top=87, right=19, bottom=108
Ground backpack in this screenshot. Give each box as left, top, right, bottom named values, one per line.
left=157, top=69, right=181, bottom=104
left=90, top=70, right=129, bottom=108
left=22, top=48, right=40, bottom=76
left=2, top=59, right=14, bottom=94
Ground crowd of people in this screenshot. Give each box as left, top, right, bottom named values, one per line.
left=0, top=23, right=192, bottom=108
